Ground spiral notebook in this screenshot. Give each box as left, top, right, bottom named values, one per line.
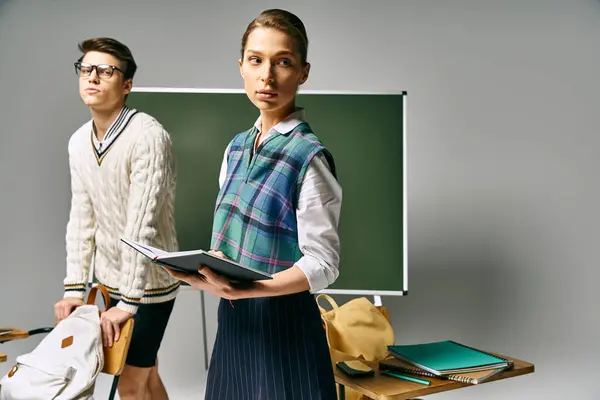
left=379, top=357, right=510, bottom=385
left=387, top=340, right=512, bottom=376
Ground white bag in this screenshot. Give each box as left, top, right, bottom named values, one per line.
left=0, top=287, right=106, bottom=400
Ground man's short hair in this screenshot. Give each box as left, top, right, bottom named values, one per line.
left=78, top=37, right=137, bottom=81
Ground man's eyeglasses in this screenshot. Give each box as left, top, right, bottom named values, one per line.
left=74, top=62, right=124, bottom=79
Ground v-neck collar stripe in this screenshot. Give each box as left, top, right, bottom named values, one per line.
left=91, top=107, right=139, bottom=166
left=104, top=106, right=129, bottom=141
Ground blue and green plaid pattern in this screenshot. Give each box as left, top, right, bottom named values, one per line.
left=211, top=122, right=336, bottom=274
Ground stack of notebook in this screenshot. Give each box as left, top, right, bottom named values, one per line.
left=380, top=340, right=513, bottom=385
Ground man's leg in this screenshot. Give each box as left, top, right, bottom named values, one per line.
left=110, top=298, right=176, bottom=400
left=146, top=359, right=169, bottom=400
left=118, top=365, right=151, bottom=399
left=116, top=362, right=168, bottom=400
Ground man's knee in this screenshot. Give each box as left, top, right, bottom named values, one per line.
left=118, top=365, right=152, bottom=399
left=118, top=380, right=146, bottom=399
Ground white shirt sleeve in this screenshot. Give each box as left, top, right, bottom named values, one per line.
left=294, top=153, right=342, bottom=292
left=218, top=144, right=230, bottom=190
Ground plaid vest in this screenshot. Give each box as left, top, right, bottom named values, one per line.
left=211, top=122, right=336, bottom=274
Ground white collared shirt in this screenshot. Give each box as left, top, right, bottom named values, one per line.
left=218, top=108, right=342, bottom=292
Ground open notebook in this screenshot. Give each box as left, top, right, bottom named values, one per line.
left=121, top=238, right=272, bottom=282
left=387, top=340, right=512, bottom=376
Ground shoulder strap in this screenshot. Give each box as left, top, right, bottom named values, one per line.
left=316, top=294, right=339, bottom=314
left=86, top=284, right=111, bottom=311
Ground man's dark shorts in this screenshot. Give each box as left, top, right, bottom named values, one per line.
left=109, top=297, right=176, bottom=368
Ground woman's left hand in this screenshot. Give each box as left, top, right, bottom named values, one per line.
left=163, top=251, right=245, bottom=300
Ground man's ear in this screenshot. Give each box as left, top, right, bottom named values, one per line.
left=299, top=62, right=310, bottom=85
left=123, top=79, right=133, bottom=95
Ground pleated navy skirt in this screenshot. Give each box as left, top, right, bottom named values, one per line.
left=204, top=291, right=337, bottom=400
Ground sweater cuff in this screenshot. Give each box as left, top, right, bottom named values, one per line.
left=64, top=283, right=86, bottom=299
left=116, top=298, right=140, bottom=315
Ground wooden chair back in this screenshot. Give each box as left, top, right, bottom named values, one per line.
left=86, top=285, right=134, bottom=376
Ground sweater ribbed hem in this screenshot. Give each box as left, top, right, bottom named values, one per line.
left=100, top=281, right=180, bottom=306
left=64, top=283, right=86, bottom=299
left=116, top=299, right=140, bottom=314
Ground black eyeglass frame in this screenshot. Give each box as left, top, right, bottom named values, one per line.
left=74, top=61, right=125, bottom=78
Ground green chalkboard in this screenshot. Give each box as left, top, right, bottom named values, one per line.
left=128, top=89, right=407, bottom=295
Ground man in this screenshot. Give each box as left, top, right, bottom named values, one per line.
left=54, top=37, right=179, bottom=400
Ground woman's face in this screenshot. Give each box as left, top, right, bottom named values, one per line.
left=239, top=27, right=310, bottom=115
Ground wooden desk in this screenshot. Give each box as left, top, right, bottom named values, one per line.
left=334, top=354, right=534, bottom=400
left=0, top=328, right=30, bottom=366
left=0, top=328, right=29, bottom=362
left=0, top=329, right=29, bottom=344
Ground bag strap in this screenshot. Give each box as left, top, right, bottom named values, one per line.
left=316, top=294, right=339, bottom=313
left=87, top=284, right=111, bottom=311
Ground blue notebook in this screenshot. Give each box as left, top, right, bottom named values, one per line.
left=387, top=340, right=511, bottom=376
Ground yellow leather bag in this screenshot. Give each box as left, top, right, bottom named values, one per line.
left=317, top=294, right=394, bottom=362
left=317, top=294, right=395, bottom=400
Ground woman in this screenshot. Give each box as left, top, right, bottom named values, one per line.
left=167, top=8, right=342, bottom=399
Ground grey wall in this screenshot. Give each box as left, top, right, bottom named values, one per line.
left=1, top=0, right=599, bottom=399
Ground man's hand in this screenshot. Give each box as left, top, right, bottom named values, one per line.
left=100, top=307, right=133, bottom=348
left=54, top=297, right=84, bottom=324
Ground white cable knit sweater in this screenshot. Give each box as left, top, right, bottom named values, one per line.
left=63, top=109, right=180, bottom=314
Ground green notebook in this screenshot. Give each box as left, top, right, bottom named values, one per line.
left=387, top=340, right=511, bottom=376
